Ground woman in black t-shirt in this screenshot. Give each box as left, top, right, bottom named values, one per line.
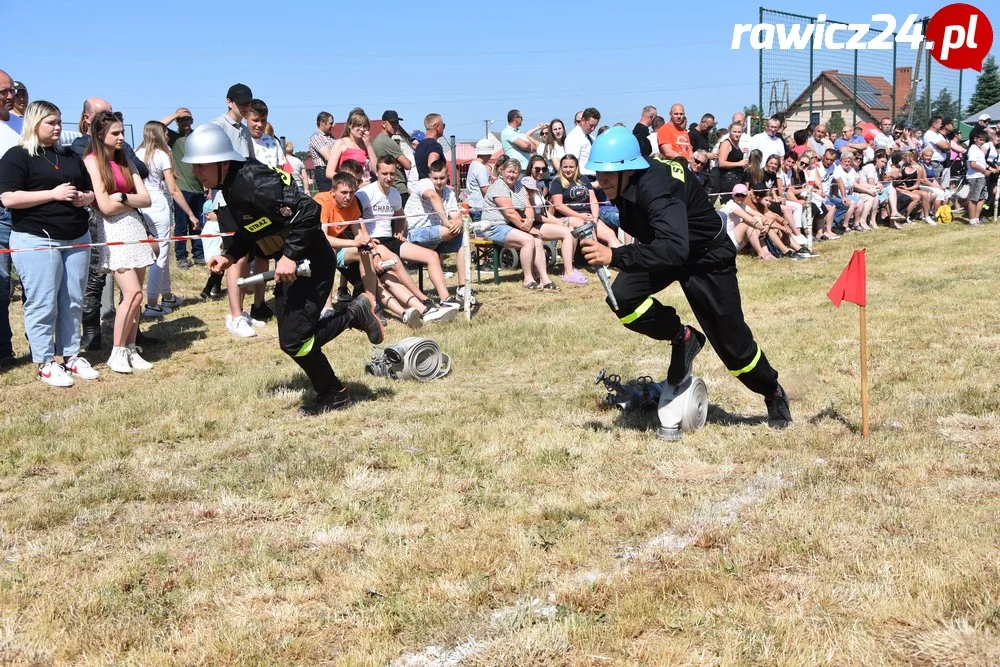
left=717, top=121, right=749, bottom=202
left=548, top=155, right=620, bottom=248
left=0, top=101, right=100, bottom=386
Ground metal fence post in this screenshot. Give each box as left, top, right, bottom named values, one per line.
left=809, top=18, right=815, bottom=121
left=891, top=41, right=898, bottom=121
left=758, top=6, right=764, bottom=130
left=958, top=71, right=963, bottom=121
left=450, top=134, right=457, bottom=189
left=852, top=50, right=859, bottom=128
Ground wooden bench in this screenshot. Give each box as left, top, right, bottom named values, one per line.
left=471, top=238, right=500, bottom=285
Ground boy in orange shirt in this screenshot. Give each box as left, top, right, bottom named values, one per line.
left=315, top=172, right=426, bottom=328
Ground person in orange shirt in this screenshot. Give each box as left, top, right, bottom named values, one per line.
left=657, top=103, right=692, bottom=163
left=315, top=172, right=425, bottom=328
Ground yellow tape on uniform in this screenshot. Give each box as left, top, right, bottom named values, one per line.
left=730, top=345, right=761, bottom=377
left=294, top=336, right=315, bottom=358
left=619, top=297, right=654, bottom=325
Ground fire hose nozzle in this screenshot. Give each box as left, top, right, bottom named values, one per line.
left=569, top=223, right=618, bottom=310
left=236, top=258, right=312, bottom=287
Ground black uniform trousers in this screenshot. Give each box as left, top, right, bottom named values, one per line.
left=271, top=240, right=353, bottom=396
left=82, top=214, right=107, bottom=333
left=609, top=238, right=779, bottom=397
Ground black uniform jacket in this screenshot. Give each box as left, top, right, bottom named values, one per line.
left=220, top=159, right=323, bottom=261
left=609, top=156, right=725, bottom=272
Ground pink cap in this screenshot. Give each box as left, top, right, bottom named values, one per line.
left=732, top=184, right=748, bottom=195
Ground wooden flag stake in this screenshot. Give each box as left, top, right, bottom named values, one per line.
left=859, top=303, right=869, bottom=439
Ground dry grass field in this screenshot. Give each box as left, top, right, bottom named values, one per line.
left=1, top=222, right=999, bottom=665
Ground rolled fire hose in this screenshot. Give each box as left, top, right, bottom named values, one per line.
left=364, top=337, right=451, bottom=382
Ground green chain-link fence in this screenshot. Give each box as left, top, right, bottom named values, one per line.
left=758, top=7, right=966, bottom=133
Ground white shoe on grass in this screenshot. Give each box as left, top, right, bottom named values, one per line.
left=38, top=361, right=74, bottom=387
left=402, top=307, right=424, bottom=329
left=63, top=354, right=99, bottom=380
left=226, top=314, right=257, bottom=338
left=143, top=304, right=170, bottom=318
left=161, top=294, right=184, bottom=309
left=126, top=345, right=153, bottom=371
left=107, top=347, right=133, bottom=374
left=242, top=311, right=266, bottom=328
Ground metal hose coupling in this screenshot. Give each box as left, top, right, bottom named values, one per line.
left=364, top=337, right=451, bottom=381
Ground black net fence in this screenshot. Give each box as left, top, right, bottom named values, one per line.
left=758, top=7, right=968, bottom=133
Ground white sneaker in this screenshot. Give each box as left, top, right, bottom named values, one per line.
left=126, top=345, right=153, bottom=371
left=969, top=218, right=981, bottom=226
left=38, top=361, right=74, bottom=387
left=242, top=311, right=265, bottom=328
left=402, top=307, right=424, bottom=330
left=925, top=216, right=938, bottom=226
left=107, top=347, right=133, bottom=374
left=161, top=294, right=184, bottom=309
left=226, top=314, right=257, bottom=338
left=63, top=354, right=99, bottom=380
left=143, top=304, right=170, bottom=318
left=423, top=305, right=459, bottom=324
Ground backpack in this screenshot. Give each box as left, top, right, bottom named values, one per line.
left=935, top=203, right=953, bottom=224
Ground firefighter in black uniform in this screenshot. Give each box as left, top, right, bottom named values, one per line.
left=182, top=124, right=383, bottom=414
left=579, top=126, right=791, bottom=428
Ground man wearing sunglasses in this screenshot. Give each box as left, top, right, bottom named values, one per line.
left=161, top=107, right=204, bottom=267
left=689, top=150, right=713, bottom=190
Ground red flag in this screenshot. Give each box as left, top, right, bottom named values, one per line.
left=828, top=249, right=867, bottom=307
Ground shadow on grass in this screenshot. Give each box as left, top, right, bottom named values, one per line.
left=584, top=402, right=768, bottom=434
left=706, top=404, right=767, bottom=427
left=264, top=375, right=396, bottom=405
left=808, top=405, right=859, bottom=433
left=141, top=315, right=208, bottom=360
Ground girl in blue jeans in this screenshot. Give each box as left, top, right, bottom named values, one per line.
left=0, top=101, right=100, bottom=386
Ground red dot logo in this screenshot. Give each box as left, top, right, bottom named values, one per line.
left=926, top=3, right=994, bottom=71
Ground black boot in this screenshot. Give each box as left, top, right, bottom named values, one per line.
left=666, top=325, right=706, bottom=385
left=765, top=384, right=793, bottom=429
left=80, top=321, right=102, bottom=351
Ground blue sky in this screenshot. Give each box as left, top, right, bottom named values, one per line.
left=3, top=1, right=996, bottom=149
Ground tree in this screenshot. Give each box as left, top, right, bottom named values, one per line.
left=826, top=111, right=845, bottom=136
left=743, top=104, right=763, bottom=135
left=966, top=55, right=1000, bottom=116
left=931, top=87, right=960, bottom=124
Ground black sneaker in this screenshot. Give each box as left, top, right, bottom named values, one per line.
left=299, top=387, right=353, bottom=415
left=347, top=294, right=385, bottom=344
left=250, top=303, right=274, bottom=322
left=795, top=246, right=817, bottom=258
left=783, top=250, right=802, bottom=261
left=765, top=384, right=793, bottom=429
left=666, top=326, right=706, bottom=385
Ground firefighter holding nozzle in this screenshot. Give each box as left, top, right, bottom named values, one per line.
left=578, top=127, right=791, bottom=428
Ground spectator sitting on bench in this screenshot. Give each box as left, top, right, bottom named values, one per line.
left=522, top=157, right=587, bottom=285
left=478, top=157, right=556, bottom=290
left=549, top=154, right=621, bottom=249
left=315, top=171, right=450, bottom=326
left=357, top=155, right=459, bottom=310
left=403, top=158, right=475, bottom=306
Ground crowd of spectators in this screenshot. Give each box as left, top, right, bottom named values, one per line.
left=0, top=66, right=998, bottom=386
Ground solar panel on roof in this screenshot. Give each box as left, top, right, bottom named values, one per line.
left=835, top=74, right=886, bottom=110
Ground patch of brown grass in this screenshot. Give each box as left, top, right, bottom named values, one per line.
left=1, top=223, right=999, bottom=664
